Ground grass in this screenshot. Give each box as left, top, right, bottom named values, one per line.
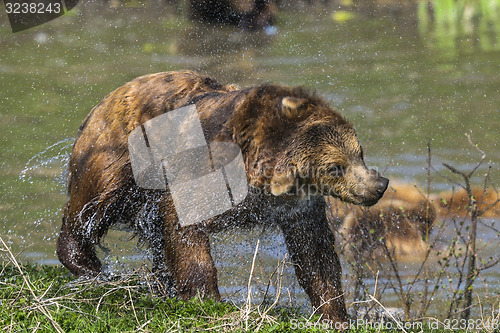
left=1, top=254, right=488, bottom=332
left=0, top=263, right=309, bottom=332
left=0, top=235, right=322, bottom=332
left=3, top=261, right=471, bottom=333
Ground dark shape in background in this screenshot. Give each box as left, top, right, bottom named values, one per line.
left=4, top=0, right=79, bottom=32
left=188, top=0, right=274, bottom=30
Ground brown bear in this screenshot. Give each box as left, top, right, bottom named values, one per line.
left=433, top=187, right=500, bottom=218
left=56, top=70, right=389, bottom=324
left=330, top=183, right=436, bottom=261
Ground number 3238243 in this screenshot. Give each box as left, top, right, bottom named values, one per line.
left=5, top=2, right=61, bottom=14
left=443, top=318, right=498, bottom=330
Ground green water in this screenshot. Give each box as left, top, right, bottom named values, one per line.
left=0, top=2, right=499, bottom=318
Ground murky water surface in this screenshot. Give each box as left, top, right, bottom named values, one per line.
left=1, top=3, right=498, bottom=318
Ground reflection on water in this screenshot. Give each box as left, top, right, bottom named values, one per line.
left=0, top=1, right=499, bottom=319
left=418, top=0, right=500, bottom=53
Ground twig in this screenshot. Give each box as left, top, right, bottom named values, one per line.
left=307, top=293, right=346, bottom=322
left=245, top=239, right=260, bottom=331
left=259, top=254, right=287, bottom=319
left=465, top=132, right=486, bottom=177
left=380, top=240, right=410, bottom=318
left=0, top=237, right=65, bottom=333
left=127, top=288, right=140, bottom=328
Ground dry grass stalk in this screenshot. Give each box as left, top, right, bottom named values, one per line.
left=0, top=237, right=64, bottom=333
left=334, top=134, right=499, bottom=323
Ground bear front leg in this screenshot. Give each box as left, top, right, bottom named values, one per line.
left=279, top=201, right=348, bottom=325
left=161, top=214, right=220, bottom=300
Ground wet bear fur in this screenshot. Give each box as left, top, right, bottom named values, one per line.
left=433, top=187, right=500, bottom=218
left=57, top=70, right=389, bottom=324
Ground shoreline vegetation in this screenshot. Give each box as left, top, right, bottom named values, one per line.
left=0, top=256, right=496, bottom=332
left=1, top=255, right=499, bottom=332
left=1, top=242, right=303, bottom=333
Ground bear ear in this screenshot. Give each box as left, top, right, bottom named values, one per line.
left=281, top=97, right=308, bottom=120
left=270, top=170, right=295, bottom=196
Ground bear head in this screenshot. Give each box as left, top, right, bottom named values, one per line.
left=228, top=85, right=389, bottom=206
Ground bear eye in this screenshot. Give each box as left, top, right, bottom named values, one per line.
left=327, top=165, right=344, bottom=177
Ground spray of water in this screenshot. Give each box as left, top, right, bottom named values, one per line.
left=19, top=138, right=75, bottom=188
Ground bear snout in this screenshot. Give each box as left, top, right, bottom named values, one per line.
left=361, top=176, right=389, bottom=206
left=346, top=167, right=389, bottom=206
left=375, top=176, right=389, bottom=195
left=361, top=174, right=389, bottom=205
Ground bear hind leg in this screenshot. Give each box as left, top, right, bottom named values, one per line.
left=56, top=216, right=102, bottom=278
